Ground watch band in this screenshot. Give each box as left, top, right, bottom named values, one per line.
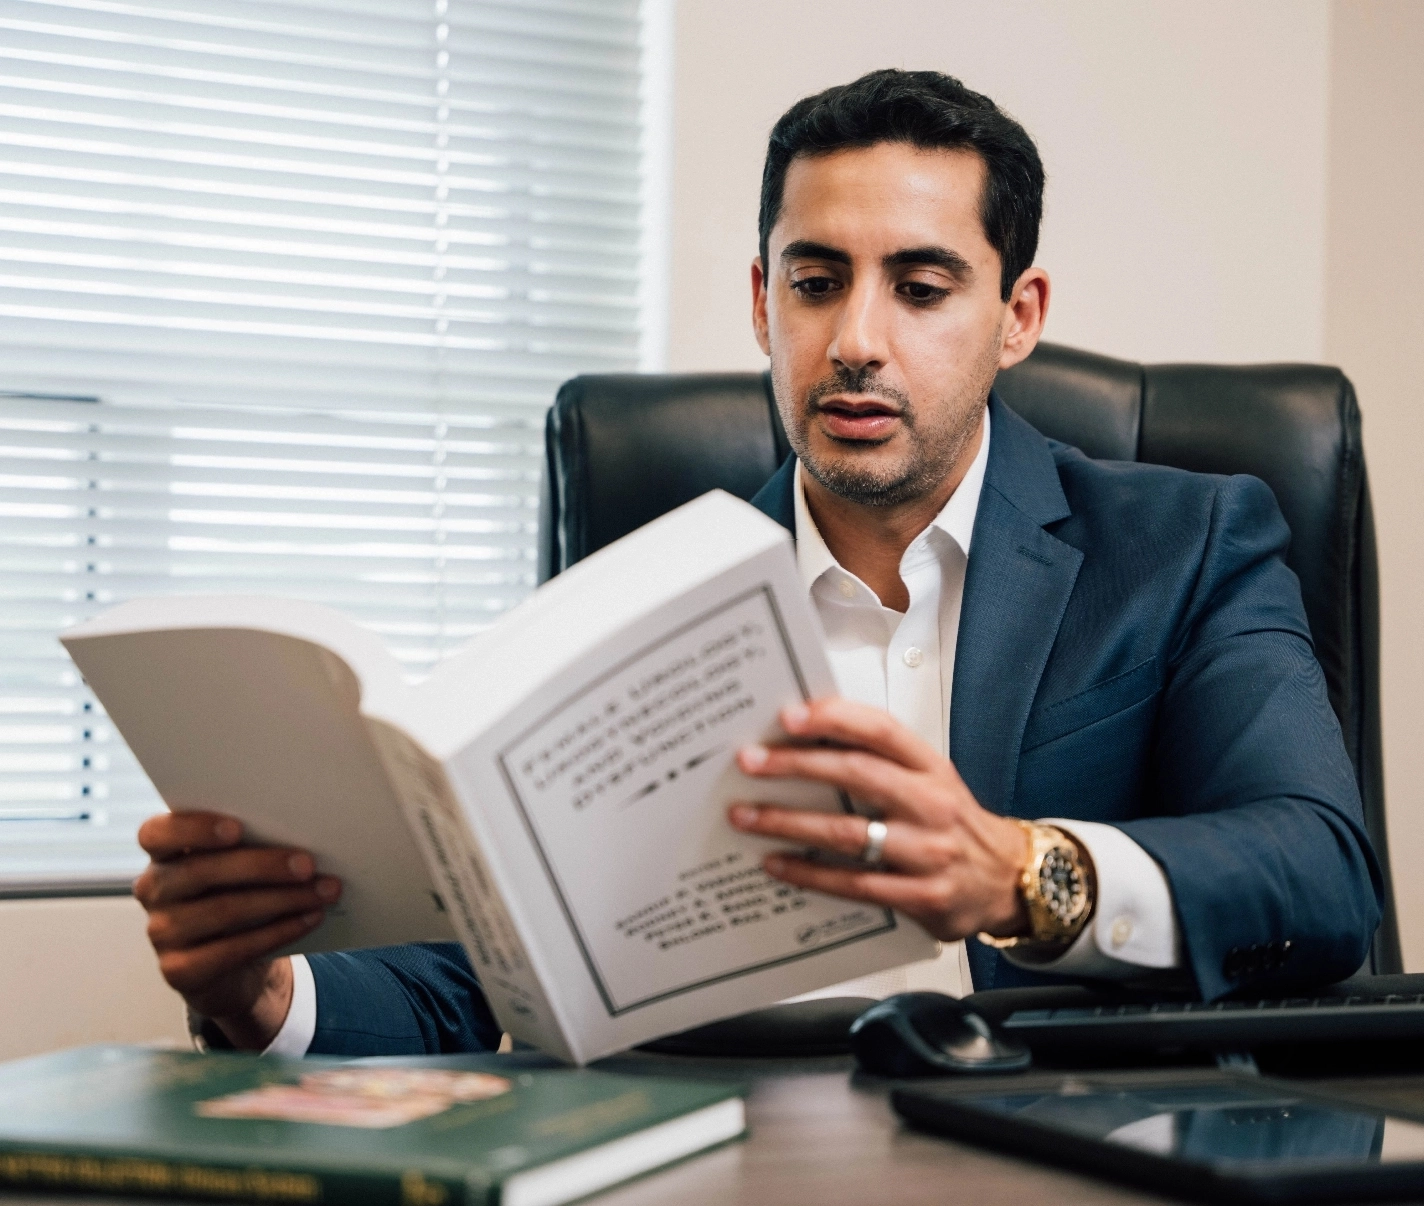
left=977, top=820, right=1095, bottom=951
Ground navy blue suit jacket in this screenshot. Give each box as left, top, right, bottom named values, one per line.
left=307, top=394, right=1382, bottom=1054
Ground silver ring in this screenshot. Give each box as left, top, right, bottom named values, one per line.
left=860, top=819, right=889, bottom=866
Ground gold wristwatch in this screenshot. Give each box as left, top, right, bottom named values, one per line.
left=977, top=820, right=1096, bottom=952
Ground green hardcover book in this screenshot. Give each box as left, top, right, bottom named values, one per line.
left=0, top=1046, right=745, bottom=1205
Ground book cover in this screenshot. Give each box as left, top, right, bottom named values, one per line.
left=0, top=1046, right=745, bottom=1205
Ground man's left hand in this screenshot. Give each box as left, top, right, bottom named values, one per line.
left=728, top=697, right=1031, bottom=943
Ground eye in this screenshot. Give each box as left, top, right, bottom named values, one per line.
left=899, top=280, right=949, bottom=305
left=789, top=275, right=840, bottom=300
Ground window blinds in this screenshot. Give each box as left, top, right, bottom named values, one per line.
left=0, top=0, right=651, bottom=892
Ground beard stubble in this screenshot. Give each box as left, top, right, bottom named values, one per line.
left=774, top=340, right=1000, bottom=508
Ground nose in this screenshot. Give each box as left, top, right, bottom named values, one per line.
left=825, top=279, right=889, bottom=376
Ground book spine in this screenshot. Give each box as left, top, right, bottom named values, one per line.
left=365, top=719, right=566, bottom=1056
left=0, top=1148, right=484, bottom=1205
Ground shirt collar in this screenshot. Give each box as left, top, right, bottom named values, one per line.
left=794, top=406, right=991, bottom=593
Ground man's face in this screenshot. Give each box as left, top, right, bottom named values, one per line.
left=753, top=142, right=1026, bottom=508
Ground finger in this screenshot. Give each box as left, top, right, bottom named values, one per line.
left=157, top=913, right=325, bottom=998
left=148, top=880, right=341, bottom=951
left=134, top=846, right=323, bottom=908
left=762, top=851, right=952, bottom=917
left=780, top=697, right=944, bottom=773
left=137, top=812, right=243, bottom=861
left=729, top=804, right=948, bottom=874
left=736, top=744, right=944, bottom=824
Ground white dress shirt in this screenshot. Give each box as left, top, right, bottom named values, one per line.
left=268, top=409, right=1179, bottom=1054
left=264, top=945, right=316, bottom=1056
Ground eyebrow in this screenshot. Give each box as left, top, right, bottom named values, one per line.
left=883, top=246, right=973, bottom=282
left=780, top=240, right=973, bottom=283
left=780, top=239, right=851, bottom=265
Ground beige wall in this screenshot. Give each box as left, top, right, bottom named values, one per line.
left=666, top=0, right=1330, bottom=371
left=0, top=896, right=186, bottom=1061
left=1324, top=1, right=1424, bottom=970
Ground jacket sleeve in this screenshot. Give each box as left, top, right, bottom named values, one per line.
left=306, top=942, right=502, bottom=1055
left=1119, top=474, right=1384, bottom=1001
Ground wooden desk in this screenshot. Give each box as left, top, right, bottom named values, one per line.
left=7, top=1053, right=1424, bottom=1205
left=596, top=1052, right=1164, bottom=1205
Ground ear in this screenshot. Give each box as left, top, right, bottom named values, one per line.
left=751, top=256, right=771, bottom=356
left=998, top=267, right=1051, bottom=370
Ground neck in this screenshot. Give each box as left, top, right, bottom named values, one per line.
left=803, top=410, right=985, bottom=613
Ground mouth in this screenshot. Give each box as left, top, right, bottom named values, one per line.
left=813, top=395, right=903, bottom=442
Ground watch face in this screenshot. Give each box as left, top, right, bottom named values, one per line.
left=1038, top=847, right=1088, bottom=926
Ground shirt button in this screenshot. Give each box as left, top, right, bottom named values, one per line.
left=1110, top=916, right=1134, bottom=949
left=902, top=647, right=924, bottom=668
left=837, top=578, right=856, bottom=599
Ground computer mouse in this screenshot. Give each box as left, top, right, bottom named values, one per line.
left=849, top=991, right=1032, bottom=1077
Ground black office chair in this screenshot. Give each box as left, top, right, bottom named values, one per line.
left=539, top=341, right=1400, bottom=977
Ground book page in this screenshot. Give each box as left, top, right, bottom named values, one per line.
left=63, top=620, right=455, bottom=954
left=493, top=584, right=897, bottom=1016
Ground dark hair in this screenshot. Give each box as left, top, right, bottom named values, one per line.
left=759, top=69, right=1044, bottom=301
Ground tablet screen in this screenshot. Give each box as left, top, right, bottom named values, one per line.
left=962, top=1082, right=1424, bottom=1168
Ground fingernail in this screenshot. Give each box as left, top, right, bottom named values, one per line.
left=316, top=879, right=340, bottom=902
left=765, top=854, right=787, bottom=876
left=215, top=819, right=240, bottom=843
left=781, top=703, right=810, bottom=730
left=288, top=854, right=313, bottom=879
left=302, top=911, right=323, bottom=926
left=739, top=745, right=768, bottom=771
left=729, top=804, right=759, bottom=828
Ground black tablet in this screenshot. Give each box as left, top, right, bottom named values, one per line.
left=892, top=1077, right=1424, bottom=1203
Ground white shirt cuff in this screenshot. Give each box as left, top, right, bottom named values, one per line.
left=261, top=954, right=317, bottom=1057
left=1001, top=819, right=1180, bottom=977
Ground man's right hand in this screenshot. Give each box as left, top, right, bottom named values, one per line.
left=133, top=811, right=342, bottom=1051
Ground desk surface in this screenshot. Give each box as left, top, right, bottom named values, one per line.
left=598, top=1053, right=1163, bottom=1205
left=7, top=1053, right=1424, bottom=1206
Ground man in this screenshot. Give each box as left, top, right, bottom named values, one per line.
left=133, top=69, right=1382, bottom=1055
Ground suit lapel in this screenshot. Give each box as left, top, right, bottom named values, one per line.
left=958, top=398, right=1083, bottom=993
left=950, top=396, right=1082, bottom=817
left=750, top=454, right=796, bottom=533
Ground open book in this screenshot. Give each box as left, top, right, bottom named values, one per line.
left=62, top=491, right=934, bottom=1064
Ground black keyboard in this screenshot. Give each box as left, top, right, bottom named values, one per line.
left=1002, top=993, right=1424, bottom=1054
